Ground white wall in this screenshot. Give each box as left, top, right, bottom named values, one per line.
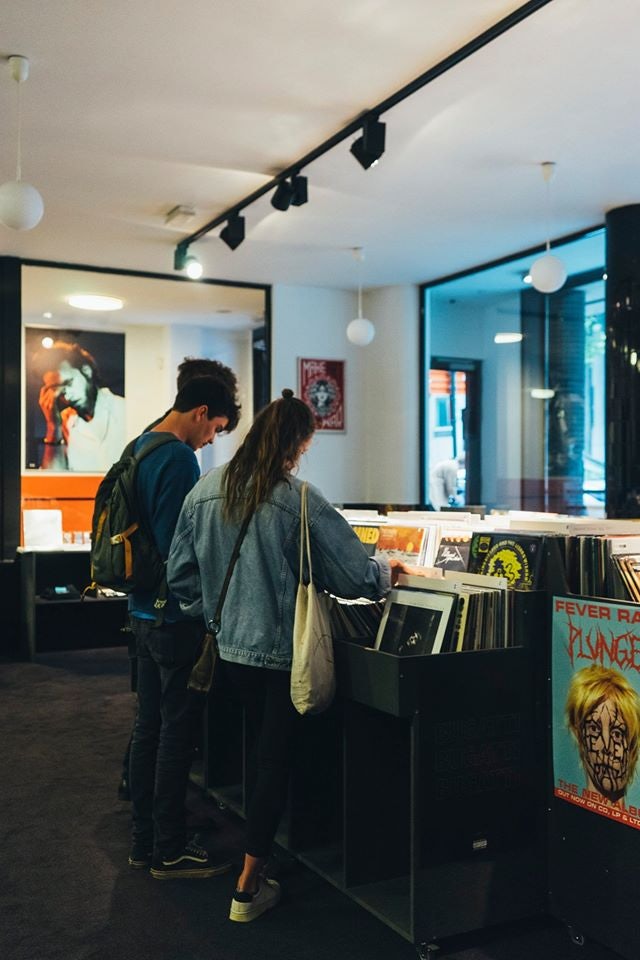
left=360, top=285, right=420, bottom=503
left=271, top=283, right=420, bottom=505
left=125, top=324, right=172, bottom=440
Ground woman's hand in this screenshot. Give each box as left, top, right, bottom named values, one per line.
left=388, top=559, right=430, bottom=586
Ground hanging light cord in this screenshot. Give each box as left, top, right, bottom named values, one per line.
left=541, top=160, right=556, bottom=253
left=355, top=246, right=364, bottom=318
left=545, top=174, right=551, bottom=253
left=15, top=77, right=22, bottom=182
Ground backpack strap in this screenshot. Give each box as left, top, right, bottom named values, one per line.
left=130, top=432, right=183, bottom=625
left=131, top=432, right=182, bottom=464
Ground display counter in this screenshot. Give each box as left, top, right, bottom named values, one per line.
left=16, top=548, right=128, bottom=659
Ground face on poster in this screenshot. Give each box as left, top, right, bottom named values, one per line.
left=298, top=358, right=345, bottom=432
left=25, top=328, right=126, bottom=473
left=552, top=595, right=640, bottom=829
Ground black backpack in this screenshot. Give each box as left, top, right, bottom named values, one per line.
left=89, top=433, right=180, bottom=602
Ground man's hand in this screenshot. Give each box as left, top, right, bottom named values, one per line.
left=39, top=373, right=65, bottom=441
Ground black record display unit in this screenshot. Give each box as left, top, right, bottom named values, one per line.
left=17, top=549, right=129, bottom=659
left=198, top=590, right=547, bottom=955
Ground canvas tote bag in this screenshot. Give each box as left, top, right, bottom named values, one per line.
left=290, top=482, right=336, bottom=715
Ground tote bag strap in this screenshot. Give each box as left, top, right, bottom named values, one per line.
left=298, top=481, right=314, bottom=587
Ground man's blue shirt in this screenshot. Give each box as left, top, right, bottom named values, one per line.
left=128, top=431, right=200, bottom=623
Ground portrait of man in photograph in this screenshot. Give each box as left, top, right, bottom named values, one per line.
left=26, top=330, right=126, bottom=472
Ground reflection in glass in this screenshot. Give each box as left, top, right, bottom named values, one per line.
left=424, top=229, right=605, bottom=515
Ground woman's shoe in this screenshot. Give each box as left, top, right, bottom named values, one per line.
left=229, top=877, right=281, bottom=922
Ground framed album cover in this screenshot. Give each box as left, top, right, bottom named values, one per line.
left=298, top=358, right=345, bottom=432
left=374, top=588, right=455, bottom=656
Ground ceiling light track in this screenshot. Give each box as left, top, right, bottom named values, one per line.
left=173, top=0, right=556, bottom=266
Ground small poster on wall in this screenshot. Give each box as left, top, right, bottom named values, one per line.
left=298, top=358, right=345, bottom=432
left=552, top=595, right=640, bottom=830
left=25, top=327, right=126, bottom=473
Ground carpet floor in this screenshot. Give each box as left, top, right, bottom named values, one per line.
left=0, top=646, right=623, bottom=960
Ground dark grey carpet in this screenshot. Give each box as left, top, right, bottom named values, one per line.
left=0, top=647, right=623, bottom=960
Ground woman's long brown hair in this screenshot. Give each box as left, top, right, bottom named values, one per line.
left=223, top=389, right=315, bottom=520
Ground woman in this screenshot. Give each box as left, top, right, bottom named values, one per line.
left=168, top=389, right=405, bottom=922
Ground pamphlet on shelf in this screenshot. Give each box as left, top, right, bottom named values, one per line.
left=22, top=509, right=63, bottom=549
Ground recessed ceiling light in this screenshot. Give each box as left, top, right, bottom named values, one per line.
left=41, top=336, right=54, bottom=349
left=43, top=311, right=52, bottom=319
left=494, top=332, right=523, bottom=344
left=530, top=388, right=555, bottom=400
left=66, top=294, right=124, bottom=311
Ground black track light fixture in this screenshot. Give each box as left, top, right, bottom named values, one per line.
left=174, top=243, right=203, bottom=278
left=350, top=117, right=386, bottom=170
left=173, top=2, right=553, bottom=269
left=174, top=242, right=189, bottom=271
left=271, top=174, right=308, bottom=211
left=290, top=174, right=308, bottom=206
left=271, top=179, right=294, bottom=211
left=220, top=214, right=245, bottom=250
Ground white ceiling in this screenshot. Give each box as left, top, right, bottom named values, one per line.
left=1, top=0, right=638, bottom=294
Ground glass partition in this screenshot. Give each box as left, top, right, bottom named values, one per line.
left=423, top=229, right=605, bottom=515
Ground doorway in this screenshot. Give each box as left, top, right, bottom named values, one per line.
left=428, top=357, right=481, bottom=508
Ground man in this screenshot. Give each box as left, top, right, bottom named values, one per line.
left=118, top=356, right=240, bottom=800
left=35, top=340, right=125, bottom=471
left=177, top=356, right=237, bottom=395
left=128, top=375, right=241, bottom=879
left=429, top=454, right=463, bottom=510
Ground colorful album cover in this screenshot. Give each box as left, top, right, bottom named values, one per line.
left=468, top=532, right=543, bottom=590
left=552, top=595, right=640, bottom=830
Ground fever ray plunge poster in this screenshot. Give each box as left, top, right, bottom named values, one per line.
left=552, top=595, right=640, bottom=830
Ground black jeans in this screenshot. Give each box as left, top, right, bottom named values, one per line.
left=129, top=616, right=203, bottom=859
left=220, top=660, right=299, bottom=858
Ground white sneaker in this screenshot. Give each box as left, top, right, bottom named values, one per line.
left=229, top=877, right=281, bottom=922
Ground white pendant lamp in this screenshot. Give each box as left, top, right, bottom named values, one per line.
left=346, top=247, right=375, bottom=346
left=0, top=56, right=44, bottom=231
left=529, top=162, right=566, bottom=294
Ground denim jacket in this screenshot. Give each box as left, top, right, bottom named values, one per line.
left=167, top=466, right=391, bottom=670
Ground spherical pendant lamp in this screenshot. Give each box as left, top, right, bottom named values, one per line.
left=0, top=56, right=44, bottom=232
left=529, top=162, right=565, bottom=295
left=347, top=247, right=376, bottom=346
left=529, top=252, right=567, bottom=294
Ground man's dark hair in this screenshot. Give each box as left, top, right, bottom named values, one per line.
left=173, top=376, right=240, bottom=432
left=176, top=357, right=237, bottom=395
